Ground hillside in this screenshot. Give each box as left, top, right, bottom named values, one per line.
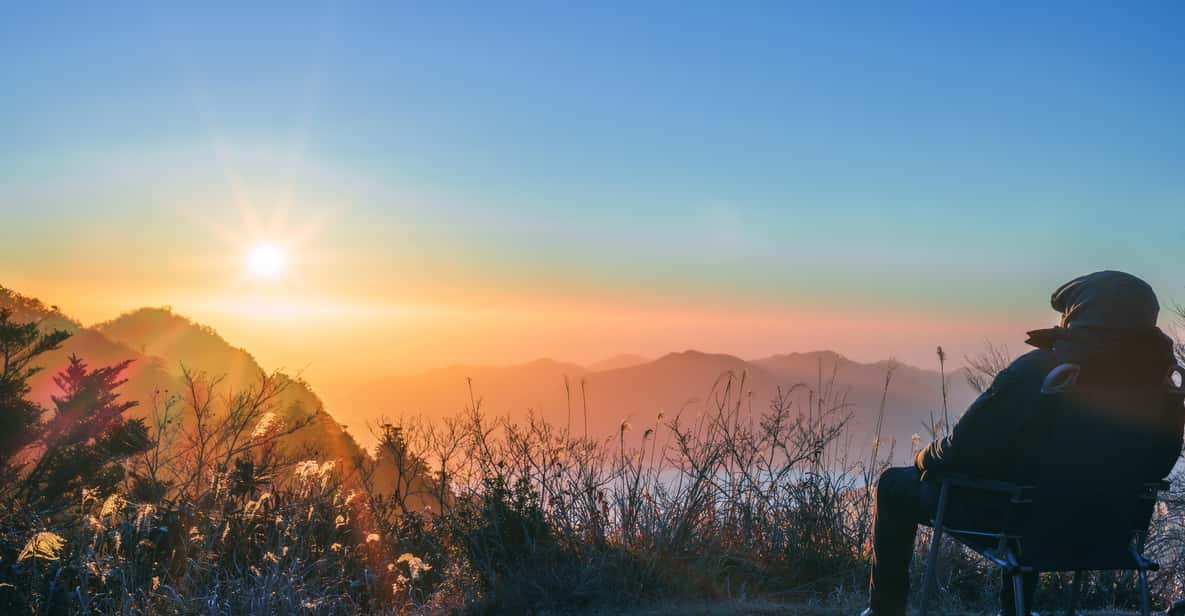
left=0, top=286, right=82, bottom=333
left=1, top=286, right=368, bottom=481
left=91, top=308, right=369, bottom=466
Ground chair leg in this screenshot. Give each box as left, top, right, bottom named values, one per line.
left=1139, top=568, right=1151, bottom=616
left=1013, top=572, right=1026, bottom=616
left=919, top=480, right=951, bottom=616
left=1066, top=570, right=1083, bottom=615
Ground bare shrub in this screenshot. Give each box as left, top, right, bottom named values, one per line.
left=964, top=340, right=1013, bottom=394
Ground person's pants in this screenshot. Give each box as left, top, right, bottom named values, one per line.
left=869, top=466, right=1037, bottom=615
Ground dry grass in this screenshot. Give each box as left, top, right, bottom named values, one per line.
left=1, top=353, right=1181, bottom=614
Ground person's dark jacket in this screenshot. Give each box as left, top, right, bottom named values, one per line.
left=915, top=271, right=1184, bottom=484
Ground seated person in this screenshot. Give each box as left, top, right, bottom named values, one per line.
left=862, top=271, right=1183, bottom=616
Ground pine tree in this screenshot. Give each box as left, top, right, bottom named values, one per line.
left=23, top=355, right=150, bottom=505
left=0, top=308, right=70, bottom=482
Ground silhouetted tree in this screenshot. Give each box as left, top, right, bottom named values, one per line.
left=21, top=355, right=151, bottom=506
left=358, top=418, right=433, bottom=522
left=0, top=308, right=70, bottom=486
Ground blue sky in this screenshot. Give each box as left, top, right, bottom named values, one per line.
left=1, top=2, right=1183, bottom=377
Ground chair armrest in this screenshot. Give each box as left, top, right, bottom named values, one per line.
left=931, top=472, right=1033, bottom=500
left=927, top=473, right=1032, bottom=538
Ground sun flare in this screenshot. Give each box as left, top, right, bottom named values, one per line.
left=245, top=242, right=288, bottom=279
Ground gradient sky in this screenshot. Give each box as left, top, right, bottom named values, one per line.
left=2, top=2, right=1184, bottom=394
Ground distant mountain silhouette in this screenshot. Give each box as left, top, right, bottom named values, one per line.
left=95, top=308, right=263, bottom=389
left=3, top=283, right=979, bottom=467
left=344, top=349, right=977, bottom=464
left=586, top=354, right=651, bottom=371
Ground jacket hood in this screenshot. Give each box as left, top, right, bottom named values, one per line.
left=1026, top=325, right=1175, bottom=367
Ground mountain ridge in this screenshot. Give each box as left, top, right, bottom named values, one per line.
left=3, top=283, right=978, bottom=465
left=339, top=346, right=976, bottom=462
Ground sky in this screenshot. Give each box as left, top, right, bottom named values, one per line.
left=2, top=2, right=1184, bottom=394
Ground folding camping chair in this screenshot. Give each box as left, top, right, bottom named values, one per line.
left=918, top=362, right=1185, bottom=616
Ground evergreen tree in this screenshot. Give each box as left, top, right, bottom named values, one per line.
left=23, top=355, right=150, bottom=505
left=0, top=308, right=150, bottom=506
left=0, top=308, right=70, bottom=482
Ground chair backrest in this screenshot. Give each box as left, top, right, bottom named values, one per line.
left=1018, top=362, right=1185, bottom=570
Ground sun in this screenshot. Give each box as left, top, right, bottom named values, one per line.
left=195, top=201, right=333, bottom=290
left=245, top=242, right=288, bottom=279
